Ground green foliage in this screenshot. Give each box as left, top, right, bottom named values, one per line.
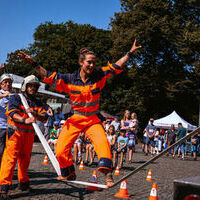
left=29, top=21, right=113, bottom=73
left=100, top=0, right=200, bottom=128
left=5, top=49, right=34, bottom=76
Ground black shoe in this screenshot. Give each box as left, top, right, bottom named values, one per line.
left=19, top=182, right=32, bottom=192
left=0, top=194, right=11, bottom=200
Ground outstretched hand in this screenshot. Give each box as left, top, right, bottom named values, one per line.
left=130, top=39, right=142, bottom=53
left=17, top=51, right=35, bottom=64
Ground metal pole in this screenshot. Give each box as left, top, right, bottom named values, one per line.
left=19, top=94, right=61, bottom=176
left=110, top=126, right=200, bottom=189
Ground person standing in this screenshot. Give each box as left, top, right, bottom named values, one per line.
left=0, top=74, right=13, bottom=166
left=113, top=128, right=129, bottom=169
left=173, top=123, right=186, bottom=160
left=145, top=118, right=156, bottom=155
left=0, top=75, right=48, bottom=199
left=44, top=105, right=54, bottom=141
left=111, top=116, right=120, bottom=132
left=18, top=39, right=141, bottom=187
left=166, top=124, right=176, bottom=155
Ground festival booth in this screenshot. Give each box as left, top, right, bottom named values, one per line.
left=154, top=111, right=197, bottom=131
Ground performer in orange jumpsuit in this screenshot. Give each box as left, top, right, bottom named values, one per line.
left=18, top=40, right=141, bottom=187
left=0, top=75, right=48, bottom=199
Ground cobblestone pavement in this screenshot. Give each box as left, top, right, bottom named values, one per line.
left=8, top=142, right=199, bottom=200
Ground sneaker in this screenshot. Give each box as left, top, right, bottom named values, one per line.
left=19, top=182, right=32, bottom=192
left=0, top=194, right=11, bottom=200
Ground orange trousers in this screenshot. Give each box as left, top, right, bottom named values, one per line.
left=56, top=114, right=112, bottom=175
left=0, top=130, right=34, bottom=188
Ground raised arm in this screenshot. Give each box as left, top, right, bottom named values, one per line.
left=115, top=39, right=142, bottom=67
left=17, top=51, right=47, bottom=79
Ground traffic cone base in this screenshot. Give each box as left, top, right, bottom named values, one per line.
left=114, top=180, right=130, bottom=199
left=146, top=169, right=153, bottom=181
left=79, top=160, right=85, bottom=170
left=149, top=182, right=158, bottom=200
left=43, top=155, right=48, bottom=165
left=114, top=165, right=121, bottom=175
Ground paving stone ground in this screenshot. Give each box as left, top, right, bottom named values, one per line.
left=8, top=142, right=200, bottom=200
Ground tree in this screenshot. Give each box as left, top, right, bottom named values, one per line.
left=29, top=21, right=113, bottom=73
left=103, top=0, right=200, bottom=128
left=5, top=21, right=113, bottom=76
left=5, top=49, right=34, bottom=76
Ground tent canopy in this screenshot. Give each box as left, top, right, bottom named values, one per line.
left=154, top=111, right=197, bottom=131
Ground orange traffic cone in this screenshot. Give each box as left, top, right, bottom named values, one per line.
left=79, top=160, right=85, bottom=170
left=87, top=170, right=101, bottom=191
left=43, top=154, right=48, bottom=165
left=115, top=180, right=130, bottom=199
left=149, top=182, right=158, bottom=200
left=146, top=169, right=153, bottom=181
left=114, top=165, right=121, bottom=175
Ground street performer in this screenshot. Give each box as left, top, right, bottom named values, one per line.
left=18, top=40, right=141, bottom=187
left=0, top=75, right=48, bottom=200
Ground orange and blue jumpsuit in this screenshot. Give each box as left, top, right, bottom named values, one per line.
left=0, top=93, right=48, bottom=194
left=43, top=62, right=123, bottom=177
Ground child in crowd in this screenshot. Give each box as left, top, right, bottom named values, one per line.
left=127, top=121, right=136, bottom=163
left=73, top=132, right=85, bottom=165
left=130, top=112, right=139, bottom=149
left=154, top=128, right=160, bottom=154
left=106, top=125, right=117, bottom=152
left=48, top=121, right=59, bottom=152
left=57, top=120, right=65, bottom=138
left=159, top=129, right=165, bottom=152
left=84, top=135, right=95, bottom=166
left=113, top=128, right=129, bottom=169
left=105, top=120, right=111, bottom=132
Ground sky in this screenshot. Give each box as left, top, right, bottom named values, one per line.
left=0, top=0, right=121, bottom=64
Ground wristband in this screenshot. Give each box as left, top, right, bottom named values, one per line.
left=21, top=118, right=26, bottom=124
left=126, top=51, right=134, bottom=58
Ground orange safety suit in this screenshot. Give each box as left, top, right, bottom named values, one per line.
left=43, top=62, right=122, bottom=177
left=0, top=93, right=47, bottom=194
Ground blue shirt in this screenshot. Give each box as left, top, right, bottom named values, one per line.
left=0, top=90, right=11, bottom=129
left=176, top=127, right=186, bottom=141
left=145, top=124, right=156, bottom=137
left=54, top=112, right=65, bottom=123
left=117, top=136, right=129, bottom=148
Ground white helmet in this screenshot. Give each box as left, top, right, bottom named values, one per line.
left=0, top=74, right=13, bottom=83
left=21, top=75, right=40, bottom=92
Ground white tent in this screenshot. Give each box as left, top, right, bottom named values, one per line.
left=154, top=111, right=197, bottom=131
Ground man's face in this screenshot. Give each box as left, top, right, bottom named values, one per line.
left=1, top=79, right=12, bottom=91
left=26, top=83, right=38, bottom=95
left=150, top=120, right=154, bottom=125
